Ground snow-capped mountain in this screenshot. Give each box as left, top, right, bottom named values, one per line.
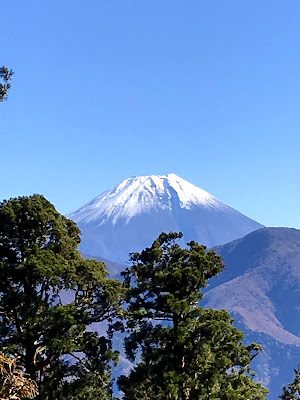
left=68, top=174, right=263, bottom=263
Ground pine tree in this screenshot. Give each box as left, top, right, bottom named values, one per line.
left=279, top=365, right=300, bottom=399
left=0, top=66, right=13, bottom=102
left=0, top=194, right=123, bottom=399
left=118, top=232, right=268, bottom=400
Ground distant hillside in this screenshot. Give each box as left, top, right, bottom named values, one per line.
left=82, top=253, right=125, bottom=278
left=204, top=227, right=300, bottom=398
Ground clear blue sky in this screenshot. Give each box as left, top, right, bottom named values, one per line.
left=1, top=1, right=299, bottom=229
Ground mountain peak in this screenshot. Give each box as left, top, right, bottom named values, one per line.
left=68, top=174, right=263, bottom=263
left=69, top=174, right=224, bottom=226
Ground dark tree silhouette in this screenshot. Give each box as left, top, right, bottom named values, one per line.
left=0, top=66, right=13, bottom=102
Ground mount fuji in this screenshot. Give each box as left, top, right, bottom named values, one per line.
left=68, top=174, right=263, bottom=264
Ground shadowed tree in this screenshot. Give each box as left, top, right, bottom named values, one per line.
left=279, top=365, right=300, bottom=399
left=0, top=67, right=13, bottom=102
left=0, top=194, right=124, bottom=399
left=118, top=232, right=268, bottom=400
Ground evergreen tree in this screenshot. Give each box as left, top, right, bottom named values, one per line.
left=118, top=232, right=268, bottom=400
left=0, top=194, right=123, bottom=399
left=279, top=365, right=300, bottom=399
left=0, top=66, right=13, bottom=102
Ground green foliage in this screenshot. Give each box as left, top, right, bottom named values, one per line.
left=0, top=66, right=13, bottom=102
left=279, top=365, right=300, bottom=399
left=0, top=194, right=124, bottom=399
left=119, top=232, right=268, bottom=400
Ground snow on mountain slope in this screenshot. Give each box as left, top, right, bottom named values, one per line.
left=69, top=174, right=223, bottom=224
left=68, top=174, right=263, bottom=263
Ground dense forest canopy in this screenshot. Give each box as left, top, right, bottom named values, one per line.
left=0, top=195, right=123, bottom=399
left=118, top=232, right=268, bottom=400
left=0, top=195, right=296, bottom=399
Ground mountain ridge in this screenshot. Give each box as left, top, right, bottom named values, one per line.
left=204, top=227, right=300, bottom=397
